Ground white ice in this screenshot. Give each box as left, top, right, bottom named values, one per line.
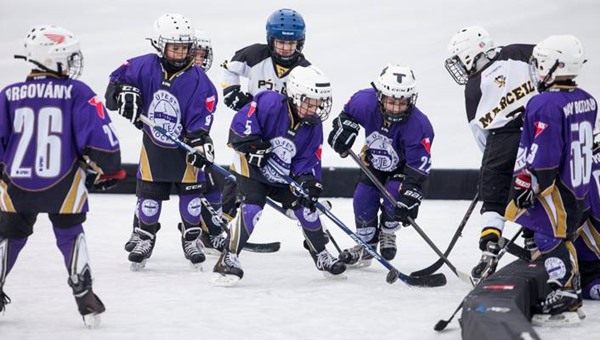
left=0, top=0, right=599, bottom=339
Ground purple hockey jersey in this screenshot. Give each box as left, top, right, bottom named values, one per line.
left=228, top=91, right=323, bottom=185
left=0, top=75, right=121, bottom=213
left=343, top=88, right=434, bottom=184
left=506, top=88, right=597, bottom=237
left=108, top=54, right=218, bottom=183
left=576, top=145, right=600, bottom=261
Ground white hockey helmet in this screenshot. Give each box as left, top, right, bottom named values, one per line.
left=194, top=29, right=213, bottom=71
left=151, top=13, right=196, bottom=68
left=530, top=35, right=585, bottom=91
left=19, top=25, right=83, bottom=79
left=372, top=63, right=418, bottom=123
left=286, top=65, right=333, bottom=124
left=445, top=26, right=495, bottom=85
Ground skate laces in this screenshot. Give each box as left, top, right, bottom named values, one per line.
left=183, top=238, right=203, bottom=256
left=132, top=239, right=153, bottom=255
left=380, top=233, right=396, bottom=249
left=224, top=252, right=241, bottom=269
left=316, top=250, right=337, bottom=270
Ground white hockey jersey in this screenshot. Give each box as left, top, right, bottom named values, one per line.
left=221, top=43, right=310, bottom=95
left=464, top=44, right=536, bottom=151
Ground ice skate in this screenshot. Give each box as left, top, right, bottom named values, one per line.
left=311, top=249, right=347, bottom=279
left=302, top=230, right=330, bottom=251
left=211, top=248, right=244, bottom=287
left=532, top=280, right=581, bottom=327
left=338, top=244, right=375, bottom=269
left=68, top=269, right=105, bottom=328
left=199, top=232, right=225, bottom=256
left=123, top=230, right=141, bottom=252
left=179, top=224, right=206, bottom=270
left=471, top=241, right=501, bottom=284
left=379, top=232, right=397, bottom=260
left=128, top=228, right=156, bottom=271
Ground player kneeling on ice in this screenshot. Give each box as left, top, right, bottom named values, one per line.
left=0, top=25, right=125, bottom=327
left=327, top=64, right=434, bottom=268
left=212, top=65, right=344, bottom=285
left=505, top=35, right=597, bottom=326
left=104, top=14, right=219, bottom=271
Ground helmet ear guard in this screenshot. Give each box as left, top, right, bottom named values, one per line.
left=16, top=25, right=83, bottom=79
left=372, top=64, right=418, bottom=123
left=194, top=29, right=213, bottom=71
left=529, top=34, right=585, bottom=92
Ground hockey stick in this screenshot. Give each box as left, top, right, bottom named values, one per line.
left=137, top=115, right=281, bottom=253
left=410, top=192, right=479, bottom=277
left=266, top=158, right=447, bottom=287
left=347, top=150, right=473, bottom=285
left=434, top=227, right=523, bottom=331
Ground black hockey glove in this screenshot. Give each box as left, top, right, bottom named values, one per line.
left=512, top=169, right=535, bottom=209
left=186, top=132, right=215, bottom=169
left=116, top=84, right=143, bottom=129
left=327, top=113, right=360, bottom=157
left=394, top=185, right=423, bottom=226
left=291, top=175, right=323, bottom=213
left=85, top=168, right=127, bottom=192
left=242, top=140, right=272, bottom=168
left=223, top=85, right=253, bottom=111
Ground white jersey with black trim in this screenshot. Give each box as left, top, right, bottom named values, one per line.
left=464, top=44, right=536, bottom=151
left=221, top=43, right=310, bottom=95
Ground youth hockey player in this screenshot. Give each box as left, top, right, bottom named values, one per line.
left=328, top=64, right=434, bottom=267
left=0, top=25, right=123, bottom=327
left=105, top=14, right=218, bottom=270
left=445, top=26, right=538, bottom=282
left=220, top=8, right=311, bottom=222
left=505, top=35, right=597, bottom=323
left=212, top=65, right=344, bottom=286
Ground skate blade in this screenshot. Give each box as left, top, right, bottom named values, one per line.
left=322, top=272, right=347, bottom=280
left=532, top=311, right=581, bottom=327
left=129, top=260, right=147, bottom=272
left=210, top=273, right=241, bottom=287
left=189, top=262, right=204, bottom=272
left=82, top=313, right=102, bottom=328
left=203, top=248, right=222, bottom=256
left=346, top=260, right=372, bottom=270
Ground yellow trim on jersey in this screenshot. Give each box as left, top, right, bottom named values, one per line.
left=182, top=164, right=198, bottom=183
left=539, top=186, right=567, bottom=238
left=0, top=180, right=16, bottom=212
left=60, top=168, right=87, bottom=213
left=565, top=240, right=579, bottom=275
left=579, top=222, right=600, bottom=258
left=139, top=145, right=153, bottom=181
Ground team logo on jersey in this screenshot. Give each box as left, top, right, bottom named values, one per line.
left=534, top=121, right=548, bottom=138
left=87, top=96, right=105, bottom=119
left=421, top=138, right=431, bottom=154
left=187, top=198, right=202, bottom=217
left=316, top=145, right=322, bottom=160
left=247, top=102, right=257, bottom=117
left=206, top=95, right=216, bottom=113
left=365, top=132, right=400, bottom=172
left=262, top=137, right=296, bottom=184
left=494, top=75, right=506, bottom=88
left=148, top=90, right=182, bottom=145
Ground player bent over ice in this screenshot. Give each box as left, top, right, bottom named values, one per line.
left=0, top=25, right=124, bottom=327
left=212, top=66, right=345, bottom=286
left=505, top=35, right=597, bottom=326
left=327, top=64, right=434, bottom=268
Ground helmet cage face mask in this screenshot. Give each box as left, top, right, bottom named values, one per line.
left=21, top=25, right=84, bottom=79
left=445, top=26, right=494, bottom=85
left=266, top=8, right=305, bottom=66
left=151, top=14, right=196, bottom=69
left=373, top=64, right=418, bottom=123
left=286, top=66, right=332, bottom=125
left=194, top=30, right=213, bottom=71
left=529, top=35, right=585, bottom=92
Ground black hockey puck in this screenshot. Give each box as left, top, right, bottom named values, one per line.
left=386, top=269, right=400, bottom=284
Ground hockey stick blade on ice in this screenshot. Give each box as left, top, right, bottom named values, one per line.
left=410, top=193, right=479, bottom=277
left=266, top=159, right=447, bottom=288
left=346, top=150, right=472, bottom=286
left=138, top=115, right=281, bottom=253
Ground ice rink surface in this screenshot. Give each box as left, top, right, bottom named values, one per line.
left=1, top=196, right=598, bottom=339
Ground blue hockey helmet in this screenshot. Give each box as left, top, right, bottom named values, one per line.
left=266, top=8, right=305, bottom=66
